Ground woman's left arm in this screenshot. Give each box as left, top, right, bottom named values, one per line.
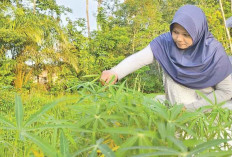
left=185, top=75, right=232, bottom=111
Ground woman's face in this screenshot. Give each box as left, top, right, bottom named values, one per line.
left=172, top=23, right=193, bottom=49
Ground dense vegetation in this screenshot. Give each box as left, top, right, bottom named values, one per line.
left=1, top=82, right=232, bottom=156
left=1, top=0, right=232, bottom=156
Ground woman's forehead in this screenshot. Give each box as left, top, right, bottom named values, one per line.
left=172, top=23, right=189, bottom=33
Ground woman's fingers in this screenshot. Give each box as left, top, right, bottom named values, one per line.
left=100, top=70, right=118, bottom=85
left=100, top=71, right=108, bottom=84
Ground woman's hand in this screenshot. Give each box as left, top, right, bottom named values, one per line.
left=100, top=70, right=118, bottom=85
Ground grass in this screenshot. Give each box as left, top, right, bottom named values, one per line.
left=0, top=81, right=232, bottom=156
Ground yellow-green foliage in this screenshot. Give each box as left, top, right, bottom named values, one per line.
left=0, top=82, right=232, bottom=156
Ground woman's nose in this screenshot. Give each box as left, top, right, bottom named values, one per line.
left=176, top=35, right=183, bottom=41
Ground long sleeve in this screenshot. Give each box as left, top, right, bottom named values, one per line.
left=185, top=75, right=232, bottom=111
left=110, top=45, right=154, bottom=80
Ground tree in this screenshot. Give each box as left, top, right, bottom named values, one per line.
left=97, top=0, right=103, bottom=30
left=33, top=0, right=36, bottom=14
left=219, top=0, right=232, bottom=53
left=0, top=1, right=78, bottom=89
left=86, top=0, right=90, bottom=38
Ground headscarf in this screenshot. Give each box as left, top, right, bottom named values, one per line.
left=229, top=56, right=232, bottom=65
left=150, top=5, right=232, bottom=89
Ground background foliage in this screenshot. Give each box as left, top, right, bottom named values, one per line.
left=1, top=0, right=231, bottom=93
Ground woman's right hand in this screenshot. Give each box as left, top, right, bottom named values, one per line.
left=100, top=70, right=118, bottom=85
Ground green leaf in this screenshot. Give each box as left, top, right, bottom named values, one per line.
left=77, top=117, right=95, bottom=128
left=82, top=74, right=99, bottom=78
left=98, top=144, right=116, bottom=157
left=166, top=123, right=175, bottom=137
left=23, top=132, right=58, bottom=157
left=25, top=124, right=91, bottom=132
left=71, top=146, right=95, bottom=157
left=174, top=123, right=197, bottom=137
left=89, top=149, right=97, bottom=157
left=168, top=136, right=187, bottom=152
left=24, top=98, right=65, bottom=127
left=175, top=112, right=199, bottom=124
left=169, top=105, right=183, bottom=120
left=0, top=115, right=16, bottom=128
left=132, top=151, right=180, bottom=157
left=151, top=102, right=169, bottom=120
left=157, top=122, right=166, bottom=140
left=116, top=136, right=138, bottom=156
left=60, top=130, right=70, bottom=157
left=213, top=91, right=217, bottom=105
left=183, top=139, right=204, bottom=148
left=116, top=80, right=126, bottom=96
left=101, top=127, right=138, bottom=135
left=123, top=146, right=180, bottom=156
left=197, top=151, right=232, bottom=157
left=123, top=146, right=180, bottom=152
left=188, top=139, right=231, bottom=155
left=15, top=94, right=23, bottom=130
left=96, top=138, right=104, bottom=145
left=196, top=90, right=213, bottom=105
left=108, top=75, right=116, bottom=85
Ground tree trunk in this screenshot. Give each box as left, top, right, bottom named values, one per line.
left=14, top=62, right=32, bottom=89
left=97, top=0, right=103, bottom=30
left=15, top=63, right=25, bottom=89
left=16, top=0, right=20, bottom=8
left=219, top=0, right=232, bottom=53
left=98, top=0, right=102, bottom=10
left=132, top=30, right=135, bottom=53
left=33, top=0, right=36, bottom=14
left=86, top=0, right=90, bottom=38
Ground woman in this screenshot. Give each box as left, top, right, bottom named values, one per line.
left=100, top=5, right=232, bottom=111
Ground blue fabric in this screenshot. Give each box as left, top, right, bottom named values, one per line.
left=150, top=5, right=232, bottom=89
left=229, top=56, right=232, bottom=76
left=229, top=56, right=232, bottom=64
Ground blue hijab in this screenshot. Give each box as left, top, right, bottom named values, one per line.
left=150, top=5, right=232, bottom=89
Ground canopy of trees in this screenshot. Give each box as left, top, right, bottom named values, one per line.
left=1, top=0, right=232, bottom=93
